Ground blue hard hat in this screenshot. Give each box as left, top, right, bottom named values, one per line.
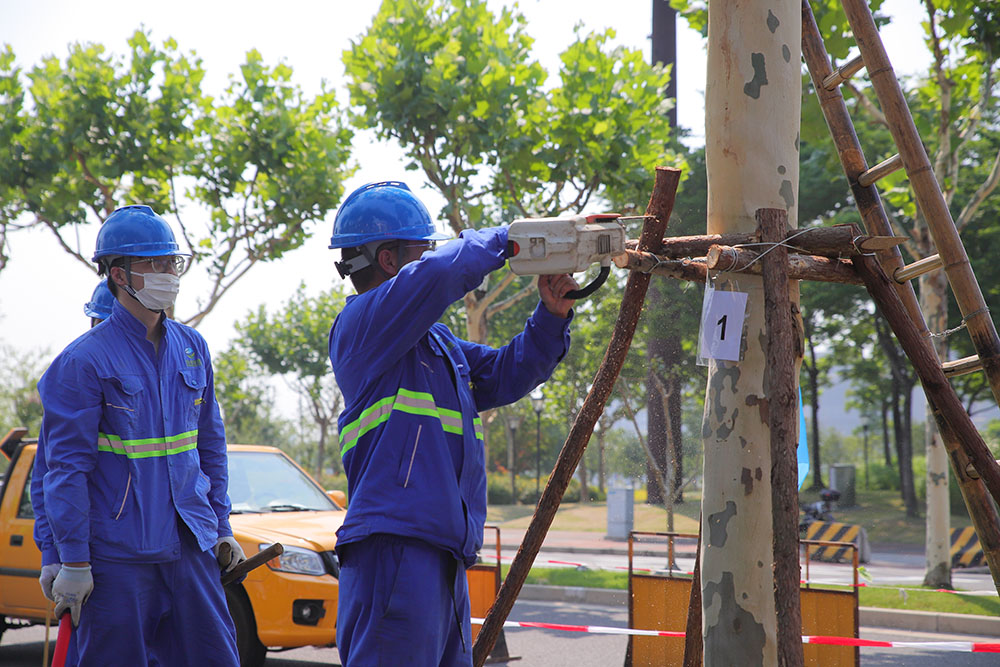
left=328, top=181, right=451, bottom=249
left=92, top=205, right=181, bottom=262
left=84, top=281, right=115, bottom=320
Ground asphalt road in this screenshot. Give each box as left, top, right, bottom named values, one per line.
left=3, top=599, right=997, bottom=666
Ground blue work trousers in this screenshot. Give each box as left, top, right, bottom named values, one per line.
left=68, top=523, right=238, bottom=666
left=337, top=534, right=472, bottom=666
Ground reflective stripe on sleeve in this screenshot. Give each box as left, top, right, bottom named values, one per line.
left=339, top=388, right=483, bottom=457
left=97, top=430, right=199, bottom=459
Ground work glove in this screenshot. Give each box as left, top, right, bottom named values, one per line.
left=52, top=565, right=94, bottom=627
left=39, top=563, right=61, bottom=601
left=214, top=536, right=246, bottom=573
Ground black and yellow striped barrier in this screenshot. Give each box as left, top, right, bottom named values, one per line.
left=804, top=522, right=871, bottom=563
left=950, top=526, right=985, bottom=568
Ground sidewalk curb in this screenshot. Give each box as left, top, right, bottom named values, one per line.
left=517, top=585, right=1000, bottom=637
left=500, top=543, right=683, bottom=558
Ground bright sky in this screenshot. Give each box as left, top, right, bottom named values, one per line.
left=0, top=0, right=928, bottom=392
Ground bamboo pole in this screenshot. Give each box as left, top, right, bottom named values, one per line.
left=853, top=245, right=1000, bottom=595
left=841, top=0, right=1000, bottom=408
left=471, top=167, right=682, bottom=666
left=803, top=0, right=1000, bottom=594
left=759, top=209, right=804, bottom=667
left=705, top=245, right=864, bottom=285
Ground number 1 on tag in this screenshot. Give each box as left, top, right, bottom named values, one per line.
left=699, top=287, right=748, bottom=362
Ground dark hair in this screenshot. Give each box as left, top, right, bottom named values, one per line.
left=101, top=257, right=130, bottom=297
left=343, top=241, right=398, bottom=293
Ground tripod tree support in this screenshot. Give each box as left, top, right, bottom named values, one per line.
left=471, top=166, right=682, bottom=667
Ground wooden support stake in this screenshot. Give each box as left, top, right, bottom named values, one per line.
left=759, top=209, right=804, bottom=667
left=471, top=167, right=682, bottom=667
left=706, top=245, right=864, bottom=285
left=627, top=225, right=905, bottom=259
left=682, top=520, right=704, bottom=667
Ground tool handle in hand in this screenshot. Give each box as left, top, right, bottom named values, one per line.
left=222, top=542, right=284, bottom=586
left=51, top=612, right=72, bottom=667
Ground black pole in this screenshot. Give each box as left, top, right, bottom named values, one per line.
left=651, top=0, right=678, bottom=128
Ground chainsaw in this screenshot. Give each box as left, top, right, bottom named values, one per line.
left=506, top=213, right=627, bottom=299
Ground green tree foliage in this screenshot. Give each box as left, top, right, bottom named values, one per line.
left=212, top=347, right=295, bottom=448
left=0, top=341, right=47, bottom=435
left=234, top=284, right=349, bottom=477
left=343, top=0, right=681, bottom=345
left=0, top=31, right=354, bottom=326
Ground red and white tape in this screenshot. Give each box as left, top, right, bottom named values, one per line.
left=470, top=618, right=1000, bottom=653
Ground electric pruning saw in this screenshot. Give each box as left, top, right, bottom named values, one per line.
left=506, top=213, right=627, bottom=299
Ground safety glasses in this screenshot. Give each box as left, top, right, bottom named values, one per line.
left=133, top=255, right=188, bottom=273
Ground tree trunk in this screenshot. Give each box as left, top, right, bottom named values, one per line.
left=701, top=2, right=801, bottom=664
left=805, top=319, right=823, bottom=490
left=881, top=399, right=893, bottom=466
left=921, top=269, right=952, bottom=587
left=646, top=359, right=668, bottom=504
left=317, top=420, right=328, bottom=479
left=666, top=368, right=684, bottom=503
left=578, top=447, right=589, bottom=503
left=875, top=313, right=919, bottom=517
left=892, top=375, right=919, bottom=518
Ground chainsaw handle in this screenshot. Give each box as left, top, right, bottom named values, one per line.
left=563, top=265, right=610, bottom=300
left=222, top=542, right=284, bottom=587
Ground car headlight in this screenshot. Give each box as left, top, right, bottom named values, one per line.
left=260, top=544, right=326, bottom=576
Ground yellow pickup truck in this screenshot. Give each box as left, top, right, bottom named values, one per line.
left=0, top=428, right=346, bottom=666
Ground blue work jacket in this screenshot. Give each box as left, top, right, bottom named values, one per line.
left=34, top=300, right=232, bottom=564
left=329, top=226, right=572, bottom=567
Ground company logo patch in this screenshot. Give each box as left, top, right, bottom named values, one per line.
left=184, top=346, right=202, bottom=367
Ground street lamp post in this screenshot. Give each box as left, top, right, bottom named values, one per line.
left=531, top=389, right=545, bottom=499
left=863, top=421, right=870, bottom=490
left=506, top=413, right=522, bottom=504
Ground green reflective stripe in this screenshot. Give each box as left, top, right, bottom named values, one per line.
left=473, top=417, right=484, bottom=441
left=439, top=408, right=463, bottom=435
left=339, top=389, right=480, bottom=457
left=97, top=431, right=198, bottom=459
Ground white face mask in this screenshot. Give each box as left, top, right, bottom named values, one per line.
left=124, top=271, right=180, bottom=311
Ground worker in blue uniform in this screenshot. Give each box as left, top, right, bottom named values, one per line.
left=31, top=279, right=123, bottom=660
left=328, top=181, right=578, bottom=666
left=34, top=205, right=243, bottom=666
left=83, top=280, right=115, bottom=327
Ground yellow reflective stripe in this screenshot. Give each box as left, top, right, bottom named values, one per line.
left=473, top=416, right=484, bottom=441
left=339, top=389, right=481, bottom=456
left=97, top=431, right=198, bottom=459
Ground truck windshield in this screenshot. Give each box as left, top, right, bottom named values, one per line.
left=227, top=451, right=341, bottom=514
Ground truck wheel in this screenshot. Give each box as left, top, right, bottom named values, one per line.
left=225, top=585, right=266, bottom=667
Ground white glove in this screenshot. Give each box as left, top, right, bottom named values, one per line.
left=214, top=536, right=246, bottom=573
left=39, top=563, right=61, bottom=601
left=52, top=565, right=94, bottom=627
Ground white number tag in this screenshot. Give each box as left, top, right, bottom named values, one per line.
left=698, top=286, right=748, bottom=363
